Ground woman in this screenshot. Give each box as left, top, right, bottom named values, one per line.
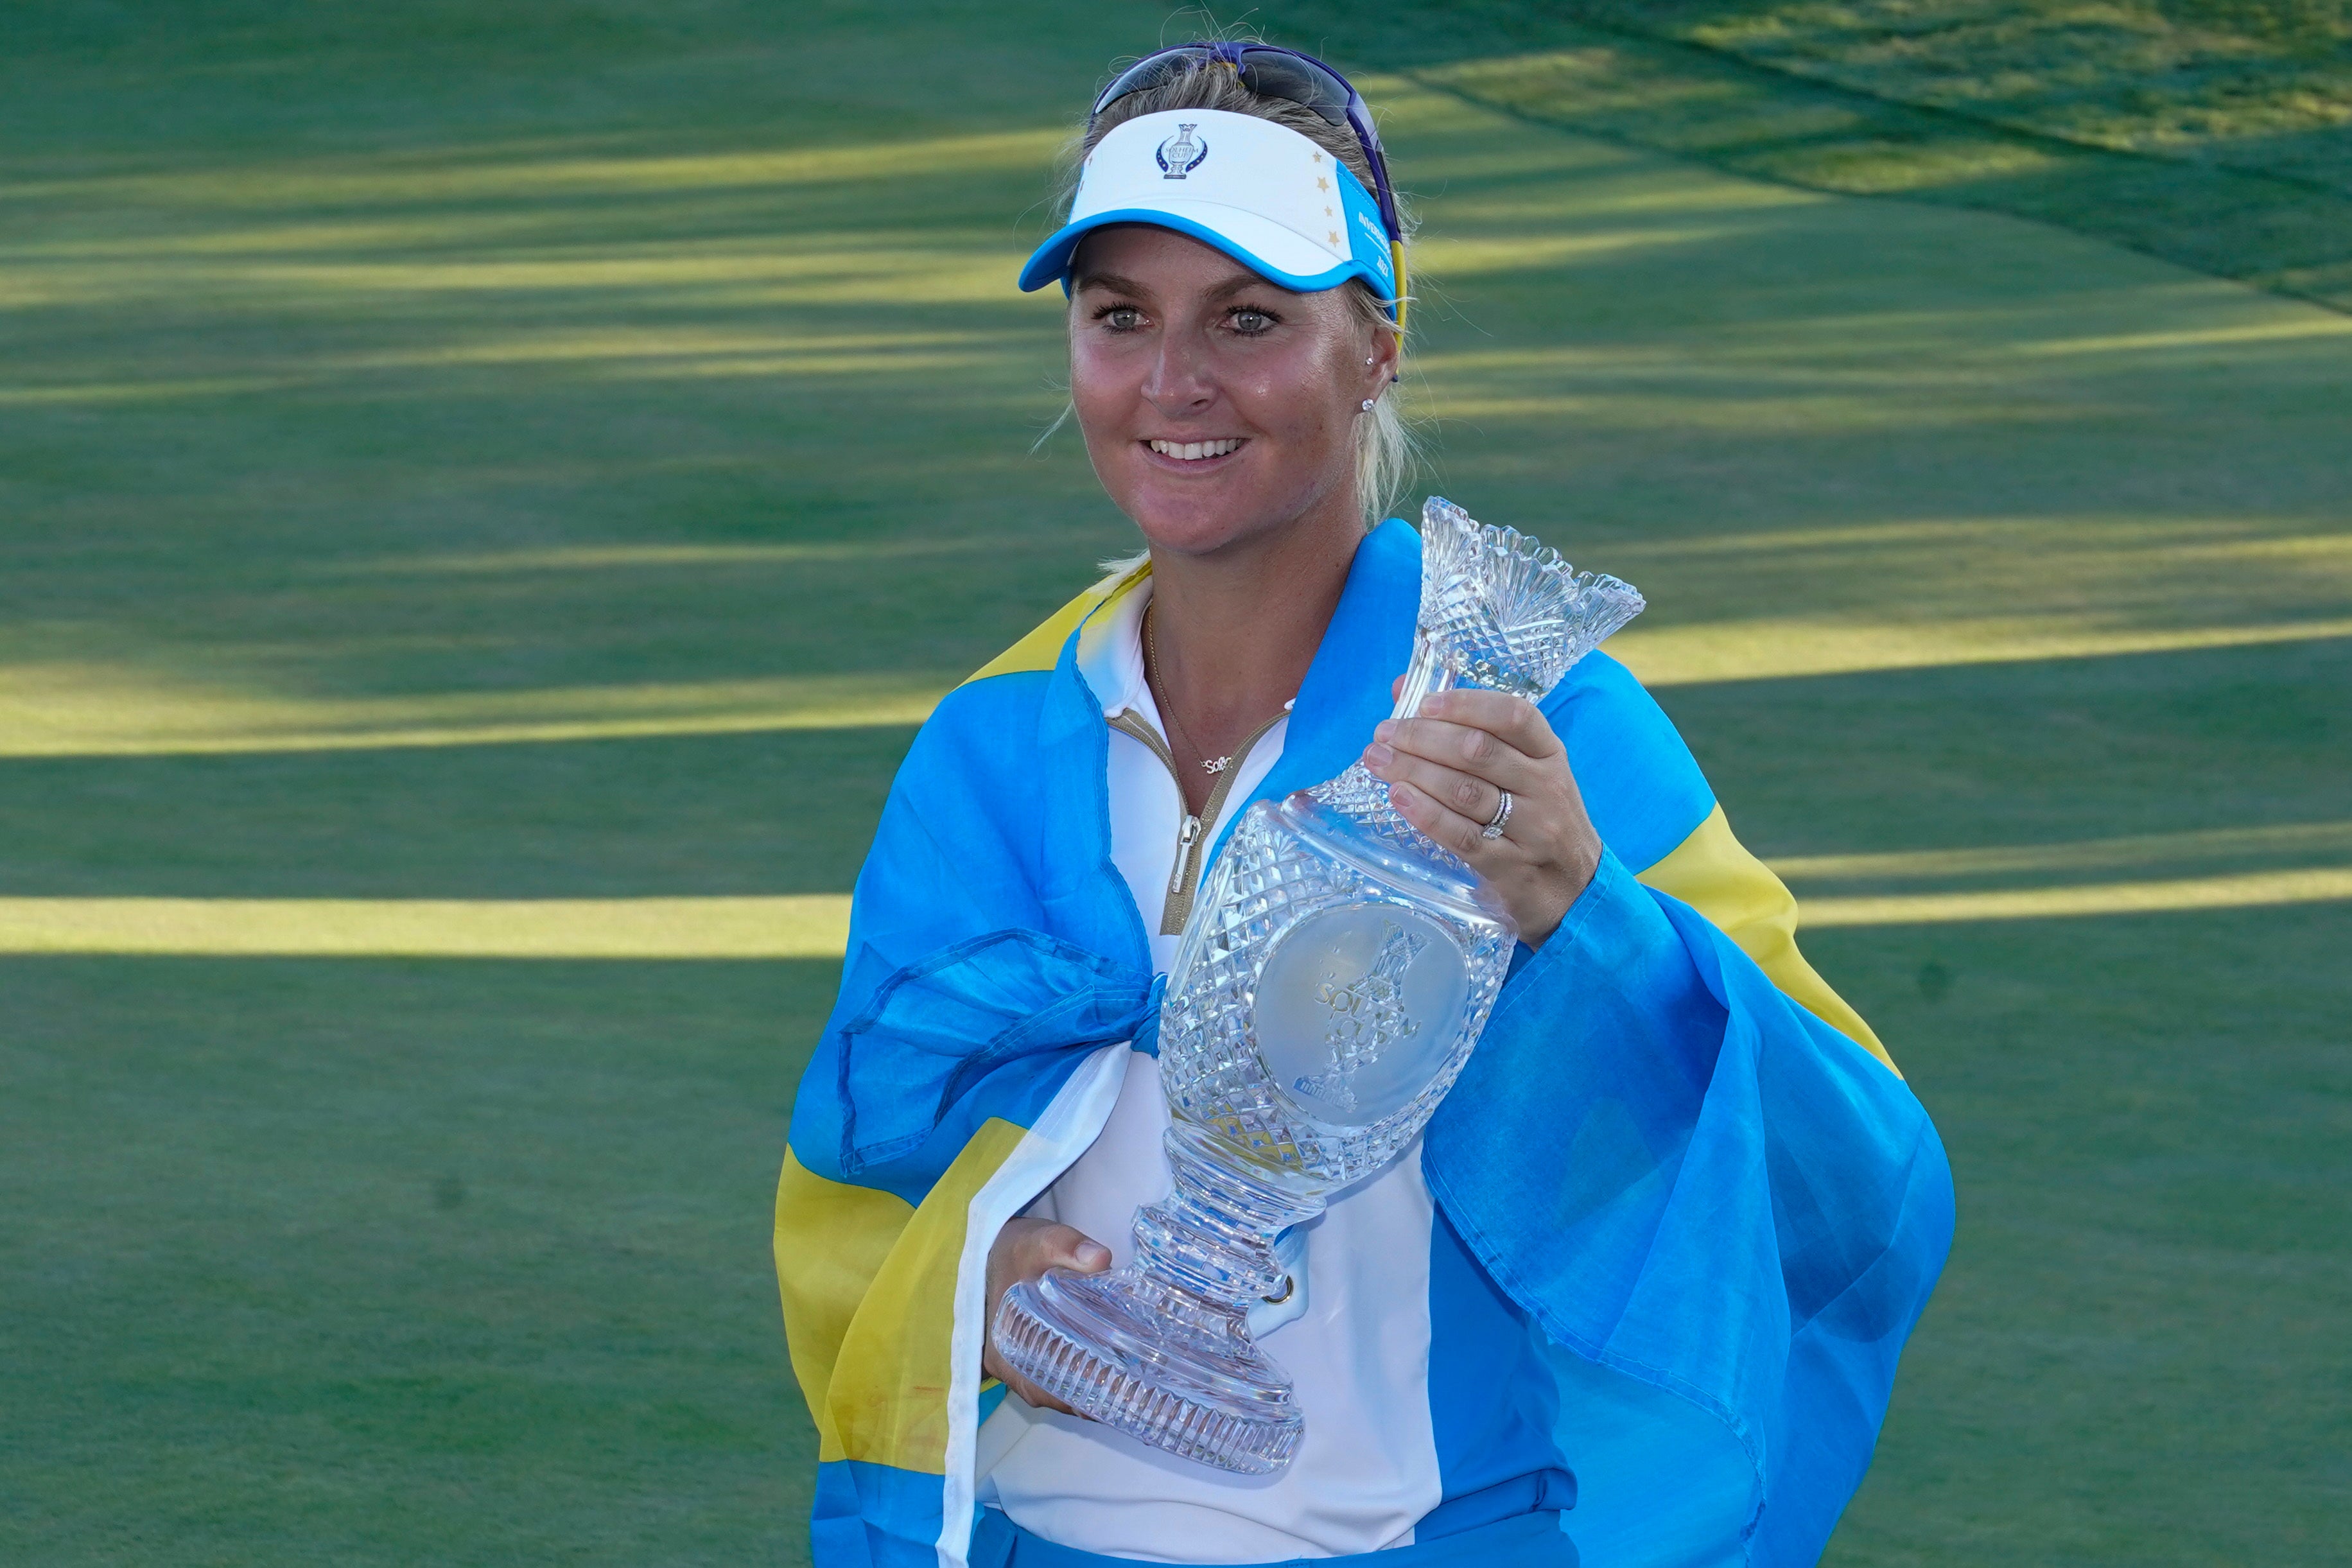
left=776, top=42, right=1953, bottom=1568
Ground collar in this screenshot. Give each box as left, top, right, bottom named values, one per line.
left=1074, top=564, right=1154, bottom=720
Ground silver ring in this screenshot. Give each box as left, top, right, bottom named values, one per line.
left=1479, top=788, right=1514, bottom=839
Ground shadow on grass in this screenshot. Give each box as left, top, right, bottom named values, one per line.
left=1269, top=2, right=2352, bottom=309
left=4, top=79, right=2349, bottom=760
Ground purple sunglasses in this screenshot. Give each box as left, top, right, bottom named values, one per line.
left=1090, top=41, right=1407, bottom=317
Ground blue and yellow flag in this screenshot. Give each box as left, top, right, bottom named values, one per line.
left=776, top=518, right=1953, bottom=1568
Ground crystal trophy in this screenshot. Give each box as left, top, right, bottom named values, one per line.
left=993, top=498, right=1644, bottom=1473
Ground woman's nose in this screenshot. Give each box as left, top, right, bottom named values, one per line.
left=1141, top=338, right=1215, bottom=412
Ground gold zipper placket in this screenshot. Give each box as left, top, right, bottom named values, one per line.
left=1107, top=706, right=1289, bottom=936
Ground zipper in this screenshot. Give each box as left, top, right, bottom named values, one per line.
left=1107, top=705, right=1289, bottom=936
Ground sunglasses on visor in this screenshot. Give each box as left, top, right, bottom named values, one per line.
left=1090, top=42, right=1407, bottom=323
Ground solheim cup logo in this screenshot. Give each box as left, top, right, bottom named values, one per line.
left=995, top=498, right=1646, bottom=1475
left=1156, top=123, right=1208, bottom=179
left=1298, top=921, right=1429, bottom=1115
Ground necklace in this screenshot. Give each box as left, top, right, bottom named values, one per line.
left=1143, top=602, right=1269, bottom=776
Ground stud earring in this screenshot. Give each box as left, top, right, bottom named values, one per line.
left=1361, top=397, right=1377, bottom=412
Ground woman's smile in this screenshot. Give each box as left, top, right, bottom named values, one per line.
left=1142, top=436, right=1248, bottom=467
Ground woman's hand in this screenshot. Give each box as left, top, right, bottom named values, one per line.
left=982, top=1216, right=1113, bottom=1415
left=1363, top=686, right=1601, bottom=947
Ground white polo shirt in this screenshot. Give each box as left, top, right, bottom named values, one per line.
left=978, top=580, right=1442, bottom=1562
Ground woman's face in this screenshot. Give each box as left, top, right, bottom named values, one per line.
left=1067, top=223, right=1393, bottom=559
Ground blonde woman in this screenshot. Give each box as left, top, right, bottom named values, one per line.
left=776, top=42, right=1951, bottom=1568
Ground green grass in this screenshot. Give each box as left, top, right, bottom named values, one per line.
left=1278, top=0, right=2352, bottom=310
left=1555, top=0, right=2352, bottom=173
left=4, top=958, right=839, bottom=1563
left=2, top=2, right=2348, bottom=1563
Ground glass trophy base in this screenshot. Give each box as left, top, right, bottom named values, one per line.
left=995, top=1264, right=1303, bottom=1474
left=993, top=1120, right=1319, bottom=1473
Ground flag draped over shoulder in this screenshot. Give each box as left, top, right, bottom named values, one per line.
left=775, top=518, right=1955, bottom=1568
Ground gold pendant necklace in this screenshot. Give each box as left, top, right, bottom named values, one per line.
left=1145, top=602, right=1276, bottom=776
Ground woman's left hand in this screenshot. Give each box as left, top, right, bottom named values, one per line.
left=1362, top=687, right=1601, bottom=947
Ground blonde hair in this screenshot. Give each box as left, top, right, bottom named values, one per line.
left=1041, top=47, right=1423, bottom=532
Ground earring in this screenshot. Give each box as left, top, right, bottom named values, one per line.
left=1361, top=397, right=1377, bottom=412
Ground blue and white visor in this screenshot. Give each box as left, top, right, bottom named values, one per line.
left=1017, top=109, right=1398, bottom=315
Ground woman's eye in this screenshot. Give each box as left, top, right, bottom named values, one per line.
left=1099, top=306, right=1142, bottom=331
left=1230, top=309, right=1275, bottom=335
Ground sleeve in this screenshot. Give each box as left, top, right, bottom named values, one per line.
left=1421, top=659, right=1955, bottom=1567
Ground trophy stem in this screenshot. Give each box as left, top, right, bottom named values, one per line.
left=991, top=1121, right=1321, bottom=1474
left=1133, top=1120, right=1325, bottom=1305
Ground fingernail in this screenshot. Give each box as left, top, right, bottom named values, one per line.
left=1372, top=720, right=1395, bottom=741
left=1364, top=741, right=1395, bottom=769
left=1076, top=1243, right=1111, bottom=1269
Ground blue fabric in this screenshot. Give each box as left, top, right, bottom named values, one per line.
left=1425, top=1205, right=1572, bottom=1531
left=837, top=930, right=1162, bottom=1179
left=787, top=643, right=1152, bottom=1207
left=790, top=516, right=1953, bottom=1566
left=815, top=1458, right=954, bottom=1568
left=1547, top=651, right=1718, bottom=875
left=1420, top=1469, right=1580, bottom=1542
left=1425, top=851, right=1955, bottom=1565
left=971, top=1503, right=1577, bottom=1568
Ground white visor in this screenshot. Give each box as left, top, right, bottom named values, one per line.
left=1018, top=109, right=1398, bottom=315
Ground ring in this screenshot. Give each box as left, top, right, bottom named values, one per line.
left=1479, top=788, right=1514, bottom=839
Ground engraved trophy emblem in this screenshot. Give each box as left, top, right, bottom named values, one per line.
left=994, top=498, right=1644, bottom=1473
left=1298, top=920, right=1426, bottom=1115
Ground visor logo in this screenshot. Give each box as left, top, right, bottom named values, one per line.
left=1155, top=123, right=1208, bottom=179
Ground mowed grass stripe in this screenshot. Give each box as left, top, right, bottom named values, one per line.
left=6, top=867, right=2349, bottom=955
left=1800, top=867, right=2352, bottom=927
left=8, top=620, right=2346, bottom=758
left=0, top=894, right=852, bottom=956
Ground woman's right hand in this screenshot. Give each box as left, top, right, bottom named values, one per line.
left=983, top=1216, right=1113, bottom=1416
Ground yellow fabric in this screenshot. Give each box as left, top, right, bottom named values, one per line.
left=774, top=1149, right=916, bottom=1458
left=1637, top=805, right=1900, bottom=1076
left=963, top=562, right=1150, bottom=686
left=778, top=1120, right=1029, bottom=1472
